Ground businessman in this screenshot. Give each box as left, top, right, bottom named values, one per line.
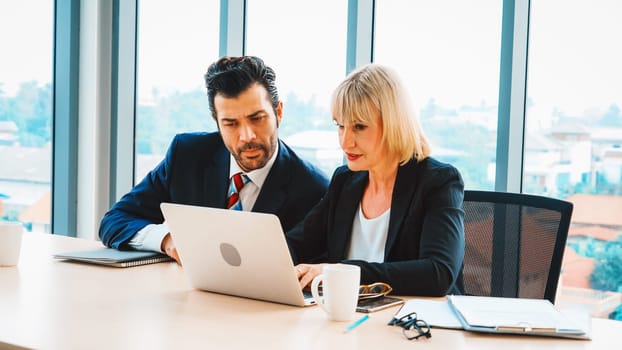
left=99, top=56, right=329, bottom=264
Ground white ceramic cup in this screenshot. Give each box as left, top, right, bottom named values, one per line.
left=0, top=222, right=23, bottom=266
left=311, top=264, right=361, bottom=321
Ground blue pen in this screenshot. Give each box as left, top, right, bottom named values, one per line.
left=344, top=314, right=370, bottom=333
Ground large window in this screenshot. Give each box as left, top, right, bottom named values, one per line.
left=525, top=0, right=622, bottom=319
left=0, top=1, right=53, bottom=232
left=246, top=0, right=348, bottom=177
left=135, top=0, right=220, bottom=183
left=374, top=0, right=502, bottom=190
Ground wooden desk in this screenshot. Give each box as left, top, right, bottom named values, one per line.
left=1, top=233, right=620, bottom=349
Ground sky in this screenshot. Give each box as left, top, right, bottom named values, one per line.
left=0, top=1, right=53, bottom=95
left=0, top=0, right=620, bottom=117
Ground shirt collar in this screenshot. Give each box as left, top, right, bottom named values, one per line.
left=228, top=141, right=279, bottom=189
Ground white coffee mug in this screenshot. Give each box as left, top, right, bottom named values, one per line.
left=0, top=221, right=23, bottom=267
left=311, top=264, right=361, bottom=321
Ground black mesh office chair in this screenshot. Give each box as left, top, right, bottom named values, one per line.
left=461, top=190, right=573, bottom=303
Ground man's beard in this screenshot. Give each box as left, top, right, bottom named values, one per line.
left=233, top=138, right=276, bottom=171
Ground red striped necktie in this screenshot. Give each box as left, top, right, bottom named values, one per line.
left=226, top=172, right=250, bottom=210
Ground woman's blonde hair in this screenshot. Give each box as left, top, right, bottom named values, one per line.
left=331, top=63, right=430, bottom=164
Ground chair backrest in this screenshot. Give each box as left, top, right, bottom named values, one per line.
left=462, top=190, right=573, bottom=303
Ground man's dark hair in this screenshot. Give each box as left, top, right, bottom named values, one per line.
left=204, top=56, right=279, bottom=120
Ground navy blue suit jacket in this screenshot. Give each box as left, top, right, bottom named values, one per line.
left=287, top=157, right=465, bottom=296
left=99, top=132, right=329, bottom=249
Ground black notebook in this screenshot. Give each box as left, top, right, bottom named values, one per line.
left=53, top=248, right=174, bottom=268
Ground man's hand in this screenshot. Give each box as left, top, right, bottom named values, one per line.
left=161, top=233, right=181, bottom=265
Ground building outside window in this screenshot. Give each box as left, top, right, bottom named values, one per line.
left=525, top=0, right=622, bottom=319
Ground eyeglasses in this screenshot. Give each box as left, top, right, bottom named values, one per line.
left=358, top=282, right=392, bottom=301
left=388, top=312, right=432, bottom=340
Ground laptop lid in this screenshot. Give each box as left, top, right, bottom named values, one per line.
left=160, top=202, right=315, bottom=307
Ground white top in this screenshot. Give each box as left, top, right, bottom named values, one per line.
left=346, top=203, right=391, bottom=262
left=129, top=143, right=279, bottom=253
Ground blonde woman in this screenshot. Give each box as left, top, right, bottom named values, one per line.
left=287, top=64, right=465, bottom=296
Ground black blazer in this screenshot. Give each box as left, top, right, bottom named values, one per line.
left=99, top=132, right=329, bottom=249
left=287, top=157, right=465, bottom=296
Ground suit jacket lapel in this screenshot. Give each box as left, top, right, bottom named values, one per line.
left=384, top=160, right=419, bottom=258
left=252, top=140, right=289, bottom=213
left=203, top=143, right=231, bottom=208
left=331, top=172, right=367, bottom=258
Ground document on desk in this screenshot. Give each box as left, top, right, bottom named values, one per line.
left=393, top=296, right=591, bottom=339
left=393, top=299, right=463, bottom=329
left=447, top=295, right=591, bottom=339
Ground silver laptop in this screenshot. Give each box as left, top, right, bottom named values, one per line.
left=160, top=202, right=315, bottom=307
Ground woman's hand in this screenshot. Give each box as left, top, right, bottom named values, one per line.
left=294, top=263, right=329, bottom=289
